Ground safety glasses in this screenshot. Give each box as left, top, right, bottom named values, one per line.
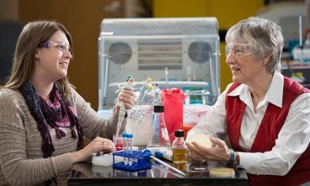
left=38, top=41, right=71, bottom=53
left=225, top=43, right=255, bottom=58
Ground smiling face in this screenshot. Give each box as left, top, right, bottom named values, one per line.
left=34, top=30, right=72, bottom=83
left=224, top=17, right=284, bottom=82
left=225, top=41, right=268, bottom=85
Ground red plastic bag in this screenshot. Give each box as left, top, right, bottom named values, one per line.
left=161, top=88, right=186, bottom=142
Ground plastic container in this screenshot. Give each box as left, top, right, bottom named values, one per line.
left=183, top=104, right=210, bottom=124
left=125, top=105, right=153, bottom=146
left=113, top=135, right=124, bottom=151
left=162, top=88, right=186, bottom=142
left=112, top=150, right=152, bottom=171
left=183, top=104, right=210, bottom=137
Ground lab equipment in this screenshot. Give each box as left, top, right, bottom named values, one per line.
left=152, top=84, right=162, bottom=105
left=142, top=149, right=186, bottom=177
left=183, top=104, right=210, bottom=137
left=98, top=17, right=220, bottom=110
left=209, top=167, right=235, bottom=178
left=154, top=150, right=172, bottom=162
left=140, top=84, right=155, bottom=105
left=122, top=133, right=129, bottom=165
left=149, top=154, right=186, bottom=177
left=112, top=149, right=152, bottom=171
left=114, top=77, right=134, bottom=145
left=172, top=129, right=187, bottom=172
left=161, top=88, right=186, bottom=142
left=136, top=77, right=152, bottom=104
left=187, top=133, right=213, bottom=148
left=91, top=148, right=140, bottom=167
left=147, top=105, right=171, bottom=148
left=125, top=105, right=153, bottom=146
left=113, top=134, right=124, bottom=151
left=91, top=152, right=113, bottom=166
left=292, top=13, right=309, bottom=64
left=127, top=133, right=134, bottom=166
left=147, top=147, right=173, bottom=161
left=257, top=1, right=309, bottom=51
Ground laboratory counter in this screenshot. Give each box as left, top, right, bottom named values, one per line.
left=281, top=62, right=310, bottom=89
left=67, top=159, right=248, bottom=186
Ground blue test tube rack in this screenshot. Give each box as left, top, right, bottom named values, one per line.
left=112, top=150, right=152, bottom=171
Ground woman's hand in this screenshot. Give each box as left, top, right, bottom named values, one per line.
left=70, top=136, right=116, bottom=163
left=116, top=89, right=136, bottom=110
left=186, top=137, right=230, bottom=164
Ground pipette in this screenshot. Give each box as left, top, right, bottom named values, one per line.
left=114, top=77, right=134, bottom=145
left=142, top=149, right=185, bottom=176
left=147, top=147, right=173, bottom=161
left=148, top=152, right=186, bottom=177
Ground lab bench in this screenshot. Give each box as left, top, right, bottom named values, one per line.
left=68, top=160, right=248, bottom=186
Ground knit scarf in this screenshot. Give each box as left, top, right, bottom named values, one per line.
left=19, top=81, right=84, bottom=158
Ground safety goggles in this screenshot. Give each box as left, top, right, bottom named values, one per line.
left=38, top=41, right=71, bottom=52
left=225, top=43, right=255, bottom=58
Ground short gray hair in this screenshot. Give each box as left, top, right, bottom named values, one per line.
left=225, top=17, right=284, bottom=73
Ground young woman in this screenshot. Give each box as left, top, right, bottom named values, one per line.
left=0, top=20, right=136, bottom=186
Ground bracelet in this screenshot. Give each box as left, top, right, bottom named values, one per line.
left=226, top=149, right=235, bottom=167
left=235, top=152, right=240, bottom=166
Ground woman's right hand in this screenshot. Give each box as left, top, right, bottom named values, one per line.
left=116, top=89, right=137, bottom=110
left=186, top=137, right=230, bottom=164
left=70, top=136, right=116, bottom=163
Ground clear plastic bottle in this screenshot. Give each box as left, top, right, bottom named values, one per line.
left=147, top=105, right=171, bottom=148
left=172, top=129, right=187, bottom=172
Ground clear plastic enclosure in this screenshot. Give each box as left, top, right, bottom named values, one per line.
left=98, top=17, right=220, bottom=110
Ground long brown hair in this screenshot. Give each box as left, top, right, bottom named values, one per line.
left=5, top=20, right=74, bottom=100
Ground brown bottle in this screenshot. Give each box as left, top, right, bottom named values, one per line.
left=172, top=129, right=187, bottom=172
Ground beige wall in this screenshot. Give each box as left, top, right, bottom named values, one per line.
left=0, top=0, right=18, bottom=20
left=0, top=0, right=143, bottom=110
left=18, top=0, right=124, bottom=110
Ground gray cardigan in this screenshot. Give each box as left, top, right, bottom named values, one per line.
left=0, top=88, right=122, bottom=186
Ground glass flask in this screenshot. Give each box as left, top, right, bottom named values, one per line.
left=147, top=105, right=171, bottom=148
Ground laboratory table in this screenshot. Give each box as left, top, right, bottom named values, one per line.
left=68, top=159, right=248, bottom=186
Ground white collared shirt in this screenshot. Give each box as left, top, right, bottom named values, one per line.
left=188, top=71, right=310, bottom=175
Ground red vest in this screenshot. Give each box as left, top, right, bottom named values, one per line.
left=226, top=77, right=310, bottom=186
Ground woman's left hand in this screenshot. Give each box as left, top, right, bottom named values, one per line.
left=70, top=137, right=116, bottom=163
left=186, top=137, right=230, bottom=163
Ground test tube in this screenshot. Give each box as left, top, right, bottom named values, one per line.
left=136, top=77, right=152, bottom=104
left=127, top=134, right=133, bottom=166
left=122, top=133, right=128, bottom=165
left=141, top=84, right=154, bottom=105
left=127, top=134, right=133, bottom=153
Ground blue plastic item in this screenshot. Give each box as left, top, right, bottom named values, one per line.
left=112, top=150, right=152, bottom=171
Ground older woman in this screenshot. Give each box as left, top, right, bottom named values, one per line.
left=186, top=17, right=310, bottom=186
